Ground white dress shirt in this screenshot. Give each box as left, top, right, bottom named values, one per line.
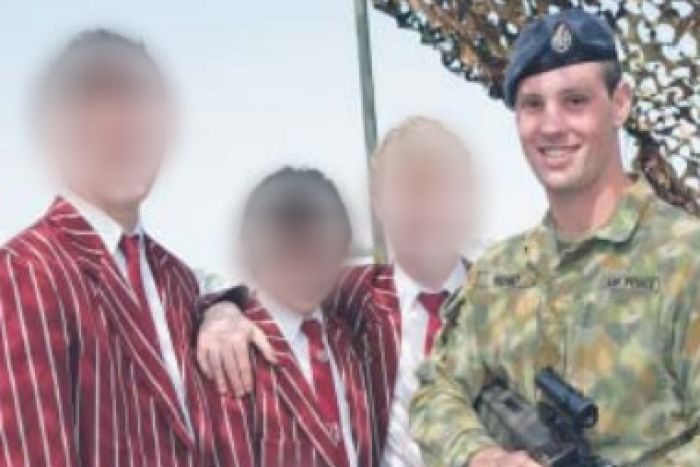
left=63, top=192, right=192, bottom=433
left=380, top=261, right=468, bottom=467
left=259, top=293, right=358, bottom=467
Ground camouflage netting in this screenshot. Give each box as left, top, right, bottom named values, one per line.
left=373, top=0, right=700, bottom=215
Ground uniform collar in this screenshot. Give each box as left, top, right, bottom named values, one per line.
left=393, top=260, right=467, bottom=313
left=258, top=292, right=324, bottom=345
left=525, top=175, right=655, bottom=271
left=590, top=176, right=654, bottom=244
left=61, top=190, right=145, bottom=258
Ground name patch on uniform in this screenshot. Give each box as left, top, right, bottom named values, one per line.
left=477, top=271, right=534, bottom=289
left=604, top=275, right=660, bottom=293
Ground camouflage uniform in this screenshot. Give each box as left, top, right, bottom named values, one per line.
left=410, top=177, right=700, bottom=466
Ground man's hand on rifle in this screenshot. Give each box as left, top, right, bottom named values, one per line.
left=196, top=302, right=276, bottom=395
left=470, top=447, right=543, bottom=467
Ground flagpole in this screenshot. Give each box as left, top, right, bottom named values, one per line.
left=353, top=0, right=386, bottom=263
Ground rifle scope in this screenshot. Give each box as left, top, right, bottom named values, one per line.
left=535, top=367, right=598, bottom=429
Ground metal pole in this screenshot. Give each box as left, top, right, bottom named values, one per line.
left=353, top=0, right=386, bottom=263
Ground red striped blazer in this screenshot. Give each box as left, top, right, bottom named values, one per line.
left=0, top=198, right=216, bottom=467
left=329, top=261, right=470, bottom=460
left=209, top=298, right=374, bottom=467
left=330, top=265, right=401, bottom=462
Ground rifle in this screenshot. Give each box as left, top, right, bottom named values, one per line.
left=473, top=367, right=616, bottom=467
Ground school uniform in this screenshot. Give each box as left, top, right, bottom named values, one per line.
left=0, top=196, right=216, bottom=467
left=331, top=261, right=468, bottom=466
left=209, top=295, right=374, bottom=467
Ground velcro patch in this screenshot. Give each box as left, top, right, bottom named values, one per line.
left=604, top=275, right=660, bottom=293
left=477, top=271, right=535, bottom=289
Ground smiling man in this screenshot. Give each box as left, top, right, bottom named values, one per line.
left=410, top=9, right=700, bottom=467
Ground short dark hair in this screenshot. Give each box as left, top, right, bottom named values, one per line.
left=35, top=28, right=163, bottom=112
left=59, top=28, right=150, bottom=58
left=241, top=167, right=352, bottom=262
left=601, top=60, right=623, bottom=96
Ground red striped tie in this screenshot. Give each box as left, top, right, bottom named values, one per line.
left=119, top=235, right=160, bottom=344
left=419, top=290, right=449, bottom=355
left=301, top=319, right=350, bottom=467
left=119, top=235, right=150, bottom=311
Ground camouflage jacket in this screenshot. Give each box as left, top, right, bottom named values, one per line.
left=410, top=177, right=700, bottom=466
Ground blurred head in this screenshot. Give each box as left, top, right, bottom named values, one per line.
left=514, top=60, right=631, bottom=197
left=371, top=116, right=473, bottom=268
left=241, top=167, right=352, bottom=314
left=35, top=29, right=172, bottom=212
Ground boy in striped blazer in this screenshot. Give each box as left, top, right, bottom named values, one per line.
left=207, top=168, right=374, bottom=467
left=199, top=117, right=475, bottom=466
left=0, top=31, right=216, bottom=466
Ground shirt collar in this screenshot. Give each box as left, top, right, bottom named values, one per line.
left=393, top=260, right=467, bottom=313
left=61, top=190, right=145, bottom=257
left=258, top=292, right=324, bottom=345
left=590, top=176, right=654, bottom=243
left=525, top=175, right=654, bottom=270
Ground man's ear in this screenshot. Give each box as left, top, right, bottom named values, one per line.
left=612, top=79, right=632, bottom=128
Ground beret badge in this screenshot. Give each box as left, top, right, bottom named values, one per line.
left=551, top=22, right=573, bottom=54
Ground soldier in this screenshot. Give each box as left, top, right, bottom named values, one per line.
left=409, top=9, right=700, bottom=467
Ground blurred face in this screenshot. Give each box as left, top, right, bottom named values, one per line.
left=250, top=223, right=350, bottom=314
left=514, top=62, right=631, bottom=196
left=42, top=52, right=171, bottom=210
left=373, top=132, right=472, bottom=267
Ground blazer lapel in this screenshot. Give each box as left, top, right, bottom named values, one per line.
left=352, top=264, right=402, bottom=458
left=370, top=265, right=402, bottom=404
left=147, top=239, right=216, bottom=459
left=144, top=238, right=193, bottom=372
left=47, top=198, right=194, bottom=447
left=247, top=303, right=349, bottom=467
left=326, top=317, right=373, bottom=467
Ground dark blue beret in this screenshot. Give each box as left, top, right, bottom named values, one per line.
left=503, top=9, right=618, bottom=108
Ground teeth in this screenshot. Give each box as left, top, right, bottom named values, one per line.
left=541, top=147, right=571, bottom=158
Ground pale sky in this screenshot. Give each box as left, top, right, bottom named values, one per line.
left=0, top=1, right=548, bottom=281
